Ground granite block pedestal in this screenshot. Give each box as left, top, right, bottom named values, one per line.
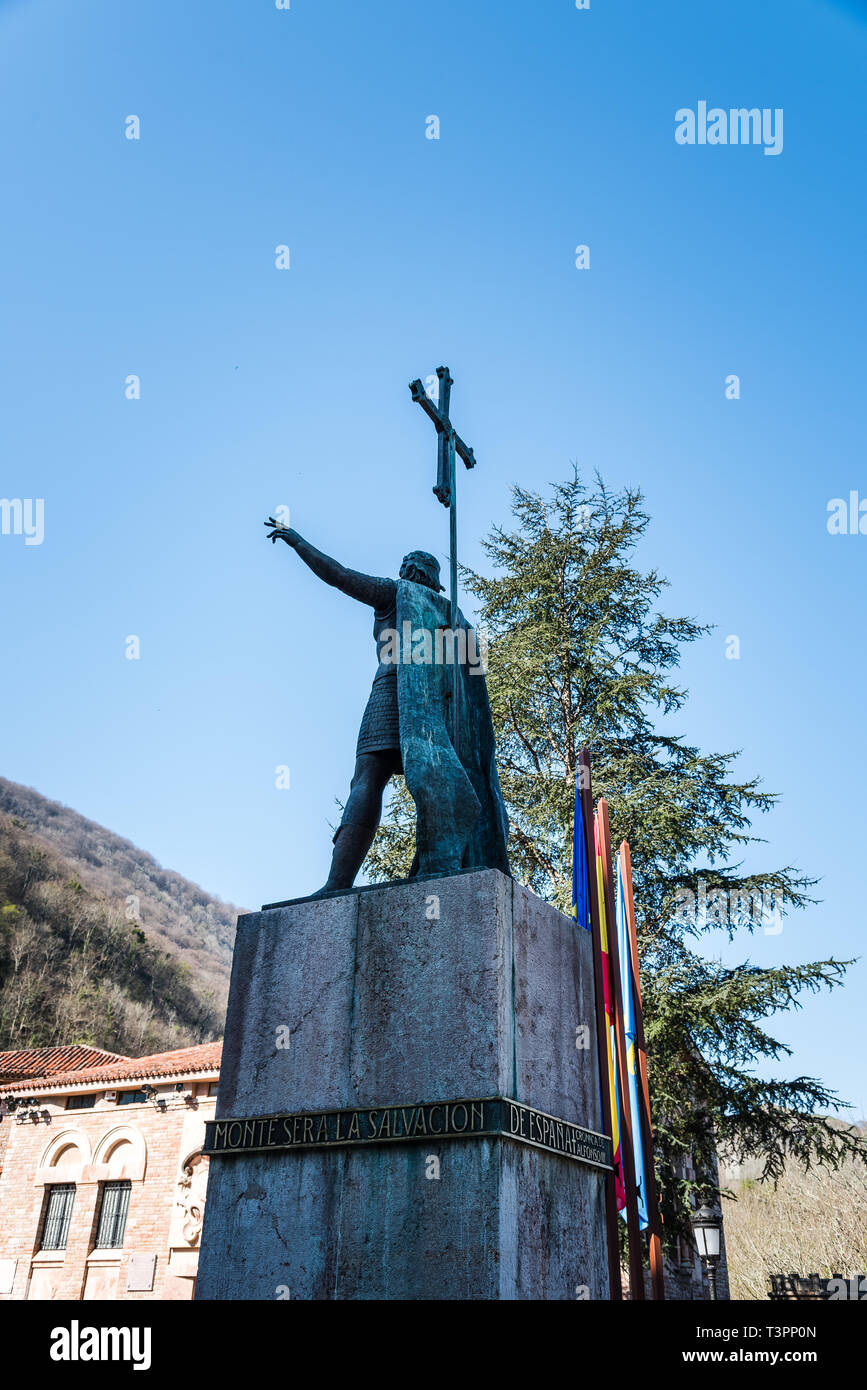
left=196, top=869, right=610, bottom=1300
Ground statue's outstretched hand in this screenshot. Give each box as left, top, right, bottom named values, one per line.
left=264, top=517, right=299, bottom=547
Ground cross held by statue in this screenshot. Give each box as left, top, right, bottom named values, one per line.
left=408, top=365, right=477, bottom=758
left=408, top=365, right=476, bottom=627
left=409, top=366, right=476, bottom=509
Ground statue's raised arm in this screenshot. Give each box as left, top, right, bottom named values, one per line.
left=264, top=519, right=395, bottom=610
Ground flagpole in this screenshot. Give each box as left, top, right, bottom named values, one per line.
left=620, top=839, right=666, bottom=1300
left=597, top=798, right=645, bottom=1300
left=577, top=750, right=622, bottom=1300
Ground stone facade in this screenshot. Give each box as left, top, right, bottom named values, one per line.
left=0, top=1042, right=221, bottom=1301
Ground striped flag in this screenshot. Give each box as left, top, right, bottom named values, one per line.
left=616, top=851, right=650, bottom=1229
left=594, top=815, right=627, bottom=1212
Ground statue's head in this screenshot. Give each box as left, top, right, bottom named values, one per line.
left=400, top=550, right=445, bottom=592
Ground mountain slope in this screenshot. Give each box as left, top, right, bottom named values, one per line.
left=0, top=777, right=243, bottom=1055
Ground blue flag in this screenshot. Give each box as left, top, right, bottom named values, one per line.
left=616, top=852, right=649, bottom=1229
left=572, top=774, right=591, bottom=932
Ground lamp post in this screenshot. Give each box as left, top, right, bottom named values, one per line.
left=691, top=1204, right=723, bottom=1300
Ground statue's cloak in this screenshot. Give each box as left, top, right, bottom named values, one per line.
left=396, top=579, right=510, bottom=880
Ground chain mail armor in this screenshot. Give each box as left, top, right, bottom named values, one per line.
left=291, top=537, right=401, bottom=758
left=350, top=573, right=401, bottom=757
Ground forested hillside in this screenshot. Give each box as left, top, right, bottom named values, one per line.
left=0, top=778, right=242, bottom=1056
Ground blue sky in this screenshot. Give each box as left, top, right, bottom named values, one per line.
left=1, top=0, right=865, bottom=1117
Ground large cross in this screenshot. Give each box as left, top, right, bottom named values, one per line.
left=408, top=366, right=476, bottom=629
left=408, top=366, right=477, bottom=756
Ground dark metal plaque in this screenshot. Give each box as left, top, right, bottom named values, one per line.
left=203, top=1096, right=611, bottom=1172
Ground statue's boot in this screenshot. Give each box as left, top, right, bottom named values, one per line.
left=308, top=823, right=376, bottom=899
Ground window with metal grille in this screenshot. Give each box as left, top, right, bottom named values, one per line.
left=66, top=1093, right=96, bottom=1110
left=118, top=1090, right=147, bottom=1105
left=95, top=1181, right=131, bottom=1249
left=41, top=1184, right=76, bottom=1250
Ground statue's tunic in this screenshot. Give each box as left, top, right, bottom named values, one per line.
left=325, top=568, right=400, bottom=758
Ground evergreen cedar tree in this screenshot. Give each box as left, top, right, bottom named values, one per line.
left=365, top=470, right=865, bottom=1244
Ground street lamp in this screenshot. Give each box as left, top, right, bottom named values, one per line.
left=691, top=1204, right=723, bottom=1300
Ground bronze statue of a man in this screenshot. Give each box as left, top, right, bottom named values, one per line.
left=265, top=518, right=509, bottom=895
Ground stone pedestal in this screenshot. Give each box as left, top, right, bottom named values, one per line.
left=196, top=869, right=610, bottom=1300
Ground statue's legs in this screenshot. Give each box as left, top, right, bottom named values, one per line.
left=312, top=751, right=400, bottom=895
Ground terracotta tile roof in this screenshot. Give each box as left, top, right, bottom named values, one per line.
left=0, top=1040, right=222, bottom=1094
left=0, top=1045, right=128, bottom=1082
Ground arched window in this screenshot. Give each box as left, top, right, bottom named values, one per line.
left=92, top=1126, right=147, bottom=1181
left=38, top=1130, right=90, bottom=1179
left=103, top=1139, right=136, bottom=1179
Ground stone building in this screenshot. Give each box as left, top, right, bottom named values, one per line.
left=0, top=1041, right=221, bottom=1300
